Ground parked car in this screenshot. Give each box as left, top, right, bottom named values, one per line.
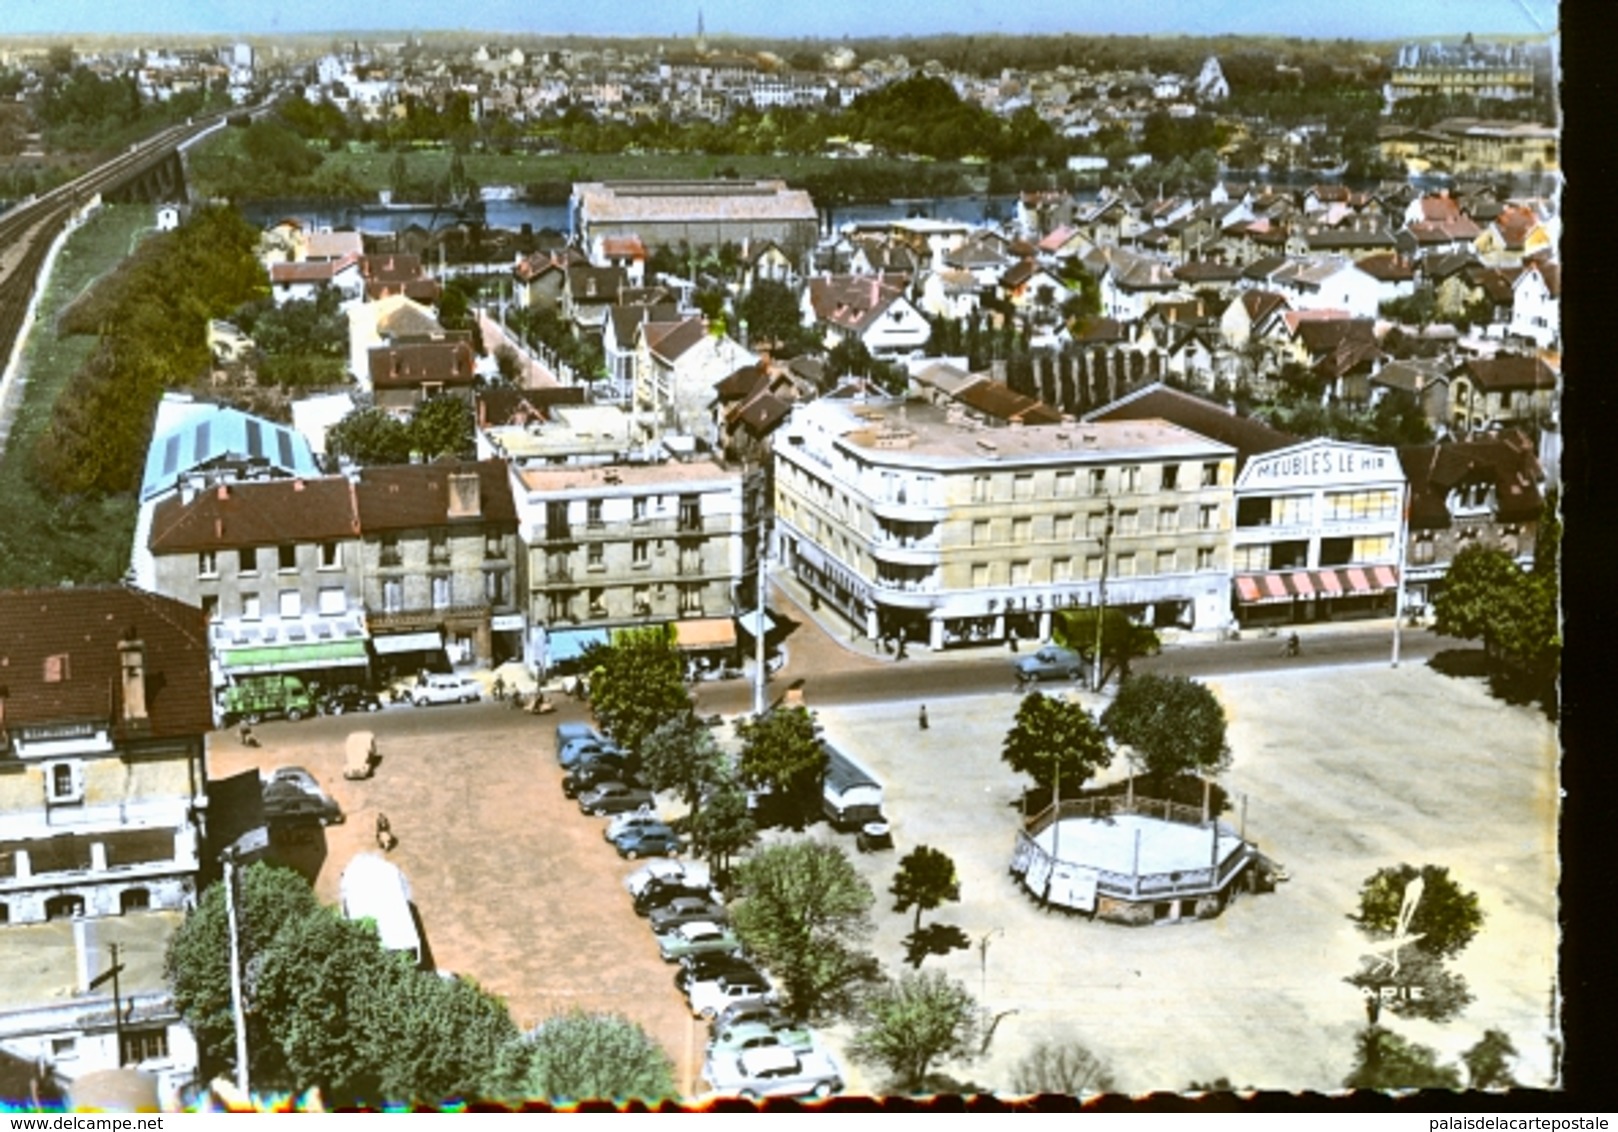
left=563, top=756, right=640, bottom=798
left=855, top=820, right=894, bottom=853
left=656, top=920, right=740, bottom=963
left=625, top=859, right=711, bottom=898
left=647, top=896, right=728, bottom=934
left=412, top=674, right=482, bottom=706
left=604, top=807, right=664, bottom=842
left=260, top=766, right=342, bottom=825
left=1015, top=645, right=1087, bottom=684
left=708, top=1016, right=815, bottom=1056
left=320, top=685, right=382, bottom=715
left=577, top=782, right=655, bottom=816
left=709, top=998, right=792, bottom=1038
left=687, top=969, right=776, bottom=1019
left=677, top=953, right=766, bottom=995
left=560, top=736, right=629, bottom=770
left=635, top=878, right=718, bottom=916
left=702, top=1046, right=843, bottom=1102
left=615, top=826, right=684, bottom=860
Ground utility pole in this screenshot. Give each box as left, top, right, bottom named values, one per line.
left=1091, top=498, right=1114, bottom=693
left=753, top=512, right=769, bottom=718
left=1392, top=485, right=1409, bottom=668
left=223, top=850, right=250, bottom=1095
left=89, top=943, right=127, bottom=1067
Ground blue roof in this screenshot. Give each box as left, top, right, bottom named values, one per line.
left=140, top=404, right=320, bottom=500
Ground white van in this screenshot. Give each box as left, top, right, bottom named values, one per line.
left=340, top=853, right=422, bottom=965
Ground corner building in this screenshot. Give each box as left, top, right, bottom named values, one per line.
left=773, top=398, right=1236, bottom=650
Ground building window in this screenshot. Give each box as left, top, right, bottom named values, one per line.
left=1012, top=518, right=1032, bottom=543
left=1115, top=552, right=1137, bottom=577
left=1325, top=489, right=1398, bottom=522
left=545, top=502, right=570, bottom=541
left=1156, top=549, right=1177, bottom=575
left=120, top=1029, right=169, bottom=1066
left=971, top=475, right=991, bottom=503
left=485, top=530, right=506, bottom=558
left=1054, top=470, right=1076, bottom=497
left=380, top=536, right=402, bottom=567
left=240, top=549, right=260, bottom=577
left=201, top=595, right=219, bottom=622
left=431, top=575, right=451, bottom=609
left=45, top=895, right=84, bottom=921
left=241, top=593, right=261, bottom=620
left=1198, top=504, right=1218, bottom=531
left=429, top=533, right=450, bottom=564
left=1053, top=557, right=1073, bottom=581
left=317, top=587, right=346, bottom=615
left=971, top=520, right=990, bottom=546
left=632, top=540, right=650, bottom=568
left=1352, top=535, right=1395, bottom=562
left=632, top=496, right=648, bottom=523
left=47, top=762, right=83, bottom=805
left=586, top=499, right=604, bottom=528
left=1121, top=466, right=1141, bottom=492
left=1087, top=469, right=1106, bottom=495
left=679, top=584, right=703, bottom=615
left=1157, top=507, right=1179, bottom=533
left=198, top=551, right=218, bottom=578
left=120, top=888, right=151, bottom=914
left=1412, top=533, right=1436, bottom=565
left=1161, top=464, right=1180, bottom=490
left=383, top=579, right=403, bottom=613
left=1233, top=544, right=1269, bottom=573
left=319, top=542, right=341, bottom=569
left=1201, top=462, right=1220, bottom=487
left=633, top=585, right=651, bottom=614
left=548, top=591, right=575, bottom=622
left=971, top=563, right=989, bottom=588
left=1116, top=509, right=1139, bottom=535
left=1012, top=474, right=1034, bottom=501
left=1197, top=546, right=1215, bottom=571
left=278, top=545, right=297, bottom=573
left=1085, top=555, right=1103, bottom=580
left=589, top=587, right=608, bottom=617
left=1085, top=512, right=1106, bottom=538
left=50, top=1037, right=74, bottom=1059
left=42, top=653, right=69, bottom=683
left=679, top=495, right=701, bottom=531
left=278, top=590, right=302, bottom=619
left=485, top=570, right=509, bottom=605
left=587, top=543, right=605, bottom=571
left=1010, top=560, right=1031, bottom=586
left=1053, top=514, right=1074, bottom=541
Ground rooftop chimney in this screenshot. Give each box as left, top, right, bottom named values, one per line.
left=118, top=636, right=149, bottom=727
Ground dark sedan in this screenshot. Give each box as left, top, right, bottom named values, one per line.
left=634, top=879, right=719, bottom=917
left=562, top=756, right=640, bottom=798
left=648, top=895, right=727, bottom=934
left=613, top=824, right=683, bottom=860
left=319, top=685, right=383, bottom=716
left=260, top=766, right=343, bottom=825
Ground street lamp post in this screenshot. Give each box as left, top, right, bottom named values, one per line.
left=1091, top=499, right=1115, bottom=693
left=222, top=849, right=250, bottom=1095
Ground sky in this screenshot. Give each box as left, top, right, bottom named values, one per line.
left=0, top=0, right=1560, bottom=42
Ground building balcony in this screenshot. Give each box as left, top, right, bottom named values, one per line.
left=869, top=539, right=943, bottom=567
left=869, top=496, right=949, bottom=522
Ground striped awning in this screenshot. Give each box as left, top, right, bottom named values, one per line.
left=1235, top=566, right=1399, bottom=605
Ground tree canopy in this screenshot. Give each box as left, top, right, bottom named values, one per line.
left=1000, top=691, right=1113, bottom=793
left=736, top=279, right=811, bottom=353
left=1343, top=1026, right=1462, bottom=1091
left=683, top=780, right=758, bottom=889
left=890, top=845, right=960, bottom=934
left=489, top=1011, right=676, bottom=1104
left=587, top=625, right=693, bottom=755
left=1100, top=674, right=1230, bottom=780
left=729, top=840, right=879, bottom=1022
left=637, top=713, right=727, bottom=815
left=734, top=706, right=826, bottom=823
left=849, top=970, right=981, bottom=1093
left=1353, top=863, right=1484, bottom=962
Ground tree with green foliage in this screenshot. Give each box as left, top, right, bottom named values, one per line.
left=1011, top=1038, right=1117, bottom=1096
left=637, top=713, right=726, bottom=816
left=1434, top=541, right=1558, bottom=701
left=409, top=395, right=476, bottom=461
left=1347, top=947, right=1474, bottom=1026
left=734, top=706, right=826, bottom=823
left=1462, top=1029, right=1519, bottom=1090
left=729, top=840, right=879, bottom=1022
left=587, top=625, right=692, bottom=756
left=849, top=970, right=981, bottom=1093
left=1052, top=607, right=1160, bottom=686
left=327, top=407, right=415, bottom=466
left=164, top=863, right=324, bottom=1078
left=490, top=1011, right=676, bottom=1104
left=1000, top=691, right=1113, bottom=794
left=683, top=779, right=757, bottom=889
left=890, top=846, right=960, bottom=934
left=1100, top=674, right=1230, bottom=780
left=735, top=279, right=808, bottom=352
left=1343, top=1026, right=1462, bottom=1090
left=1354, top=864, right=1484, bottom=962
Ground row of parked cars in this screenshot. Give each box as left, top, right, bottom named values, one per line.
left=552, top=722, right=845, bottom=1102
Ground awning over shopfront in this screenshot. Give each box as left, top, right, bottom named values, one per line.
left=674, top=618, right=738, bottom=651
left=1234, top=566, right=1399, bottom=605
left=545, top=628, right=610, bottom=665
left=220, top=639, right=369, bottom=675
left=371, top=631, right=445, bottom=655
left=734, top=608, right=777, bottom=638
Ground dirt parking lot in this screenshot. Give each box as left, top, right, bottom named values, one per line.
left=210, top=656, right=1558, bottom=1098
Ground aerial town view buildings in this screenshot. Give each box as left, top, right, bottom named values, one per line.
left=0, top=0, right=1571, bottom=1111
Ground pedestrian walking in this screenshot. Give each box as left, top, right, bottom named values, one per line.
left=918, top=704, right=929, bottom=731
left=895, top=638, right=908, bottom=661
left=237, top=720, right=258, bottom=748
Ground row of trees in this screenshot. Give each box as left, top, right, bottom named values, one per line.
left=325, top=398, right=477, bottom=466
left=165, top=863, right=676, bottom=1104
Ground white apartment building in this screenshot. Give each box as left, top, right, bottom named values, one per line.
left=773, top=397, right=1237, bottom=651
left=510, top=460, right=747, bottom=673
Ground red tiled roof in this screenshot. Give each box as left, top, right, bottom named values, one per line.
left=149, top=478, right=358, bottom=554
left=351, top=460, right=517, bottom=532
left=0, top=587, right=213, bottom=741
left=367, top=340, right=477, bottom=389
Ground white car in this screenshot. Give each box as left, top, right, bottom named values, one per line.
left=702, top=1045, right=843, bottom=1102
left=687, top=971, right=775, bottom=1020
left=625, top=858, right=711, bottom=897
left=412, top=674, right=482, bottom=706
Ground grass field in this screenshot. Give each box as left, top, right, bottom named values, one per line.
left=0, top=204, right=149, bottom=588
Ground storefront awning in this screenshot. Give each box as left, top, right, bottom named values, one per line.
left=371, top=631, right=445, bottom=655
left=734, top=608, right=776, bottom=638
left=546, top=628, right=610, bottom=664
left=220, top=639, right=369, bottom=674
left=1235, top=567, right=1399, bottom=605
left=674, top=618, right=737, bottom=651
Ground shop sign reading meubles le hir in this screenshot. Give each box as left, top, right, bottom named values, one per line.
left=1238, top=440, right=1401, bottom=489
